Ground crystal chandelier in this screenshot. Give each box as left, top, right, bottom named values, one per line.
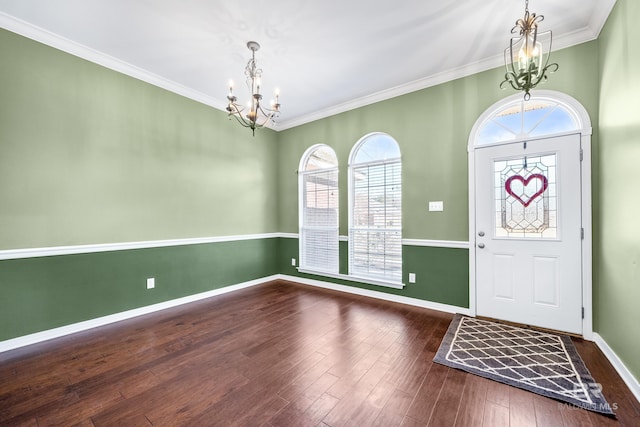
left=500, top=0, right=559, bottom=100
left=226, top=41, right=280, bottom=136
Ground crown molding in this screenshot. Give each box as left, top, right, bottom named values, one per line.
left=276, top=53, right=505, bottom=130
left=588, top=0, right=618, bottom=38
left=277, top=23, right=606, bottom=131
left=2, top=2, right=616, bottom=132
left=0, top=12, right=228, bottom=112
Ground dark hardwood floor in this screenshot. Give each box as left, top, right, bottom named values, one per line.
left=1, top=280, right=638, bottom=426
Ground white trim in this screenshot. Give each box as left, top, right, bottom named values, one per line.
left=296, top=269, right=405, bottom=290
left=0, top=233, right=284, bottom=260
left=2, top=270, right=634, bottom=407
left=278, top=274, right=471, bottom=316
left=402, top=239, right=469, bottom=249
left=280, top=233, right=468, bottom=248
left=0, top=12, right=228, bottom=113
left=467, top=129, right=592, bottom=152
left=581, top=136, right=594, bottom=341
left=0, top=275, right=279, bottom=353
left=1, top=8, right=615, bottom=133
left=467, top=90, right=593, bottom=339
left=277, top=57, right=500, bottom=130
left=348, top=133, right=403, bottom=281
left=297, top=143, right=339, bottom=172
left=593, top=333, right=640, bottom=404
left=275, top=22, right=610, bottom=131
left=468, top=91, right=593, bottom=149
left=0, top=233, right=470, bottom=261
left=588, top=0, right=618, bottom=39
left=0, top=272, right=467, bottom=354
left=468, top=149, right=478, bottom=321
left=278, top=232, right=300, bottom=240
left=298, top=144, right=340, bottom=274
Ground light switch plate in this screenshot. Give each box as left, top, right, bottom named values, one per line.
left=428, top=201, right=444, bottom=212
left=146, top=278, right=155, bottom=289
left=409, top=273, right=416, bottom=283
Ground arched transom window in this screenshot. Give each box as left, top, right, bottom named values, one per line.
left=476, top=97, right=580, bottom=145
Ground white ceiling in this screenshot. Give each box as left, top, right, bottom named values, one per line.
left=0, top=0, right=616, bottom=130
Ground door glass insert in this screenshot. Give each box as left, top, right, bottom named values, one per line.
left=494, top=154, right=557, bottom=239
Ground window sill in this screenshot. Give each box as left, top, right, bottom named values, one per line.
left=296, top=268, right=405, bottom=290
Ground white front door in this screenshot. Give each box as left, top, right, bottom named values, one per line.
left=475, top=133, right=583, bottom=334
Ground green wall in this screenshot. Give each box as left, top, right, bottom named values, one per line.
left=278, top=239, right=469, bottom=308
left=276, top=42, right=600, bottom=240
left=0, top=29, right=279, bottom=250
left=4, top=13, right=640, bottom=389
left=274, top=41, right=600, bottom=313
left=0, top=238, right=279, bottom=341
left=0, top=28, right=280, bottom=341
left=596, top=0, right=640, bottom=381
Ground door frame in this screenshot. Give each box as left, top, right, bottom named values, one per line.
left=467, top=90, right=593, bottom=339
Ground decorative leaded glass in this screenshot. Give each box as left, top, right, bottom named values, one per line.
left=494, top=154, right=557, bottom=239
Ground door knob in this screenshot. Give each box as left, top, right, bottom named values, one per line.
left=478, top=231, right=485, bottom=237
left=478, top=243, right=485, bottom=249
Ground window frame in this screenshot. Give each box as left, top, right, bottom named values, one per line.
left=297, top=144, right=340, bottom=274
left=473, top=96, right=581, bottom=146
left=348, top=132, right=403, bottom=285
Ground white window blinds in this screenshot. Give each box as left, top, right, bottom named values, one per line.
left=349, top=134, right=402, bottom=283
left=299, top=146, right=339, bottom=273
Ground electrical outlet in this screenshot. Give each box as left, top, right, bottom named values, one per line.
left=409, top=273, right=416, bottom=283
left=146, top=278, right=155, bottom=289
left=291, top=258, right=296, bottom=266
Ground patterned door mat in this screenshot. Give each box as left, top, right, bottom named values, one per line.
left=434, top=314, right=615, bottom=415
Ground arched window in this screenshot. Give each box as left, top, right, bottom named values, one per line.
left=349, top=133, right=402, bottom=284
left=298, top=145, right=339, bottom=273
left=475, top=96, right=580, bottom=145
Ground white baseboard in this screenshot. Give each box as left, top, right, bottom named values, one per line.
left=593, top=333, right=640, bottom=404
left=277, top=274, right=472, bottom=316
left=0, top=273, right=472, bottom=354
left=0, top=275, right=279, bottom=353
left=3, top=274, right=637, bottom=408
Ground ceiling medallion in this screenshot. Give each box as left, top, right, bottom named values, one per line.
left=500, top=0, right=559, bottom=100
left=226, top=41, right=281, bottom=136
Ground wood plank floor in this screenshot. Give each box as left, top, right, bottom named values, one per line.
left=1, top=280, right=638, bottom=426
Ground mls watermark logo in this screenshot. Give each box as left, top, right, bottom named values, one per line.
left=558, top=382, right=618, bottom=412
left=582, top=382, right=604, bottom=399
